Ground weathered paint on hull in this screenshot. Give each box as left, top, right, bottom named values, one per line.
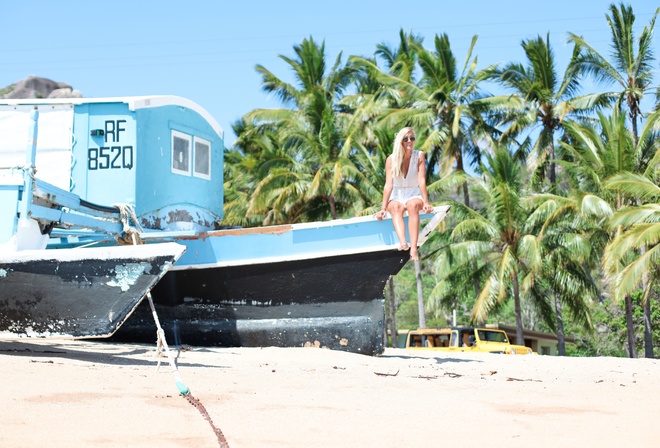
left=111, top=249, right=410, bottom=355
left=0, top=243, right=185, bottom=338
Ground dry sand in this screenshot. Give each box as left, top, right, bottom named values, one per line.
left=1, top=338, right=658, bottom=448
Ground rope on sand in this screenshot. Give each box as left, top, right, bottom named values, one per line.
left=146, top=292, right=189, bottom=395
left=146, top=291, right=231, bottom=448
left=114, top=209, right=230, bottom=447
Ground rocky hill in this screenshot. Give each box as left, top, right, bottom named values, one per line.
left=1, top=75, right=82, bottom=99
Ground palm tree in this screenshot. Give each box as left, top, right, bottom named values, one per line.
left=570, top=4, right=659, bottom=356
left=245, top=37, right=366, bottom=223
left=223, top=118, right=279, bottom=227
left=484, top=32, right=607, bottom=348
left=353, top=32, right=498, bottom=204
left=352, top=32, right=501, bottom=323
left=602, top=111, right=660, bottom=358
left=604, top=171, right=660, bottom=331
left=374, top=29, right=423, bottom=84
left=524, top=190, right=607, bottom=354
left=342, top=30, right=422, bottom=155
left=569, top=3, right=659, bottom=146
left=489, top=33, right=606, bottom=190
left=559, top=109, right=645, bottom=356
left=347, top=31, right=434, bottom=330
left=431, top=145, right=544, bottom=344
left=537, top=221, right=598, bottom=355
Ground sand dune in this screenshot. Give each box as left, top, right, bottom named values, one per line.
left=1, top=339, right=658, bottom=447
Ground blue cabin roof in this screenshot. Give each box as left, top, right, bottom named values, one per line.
left=0, top=96, right=225, bottom=231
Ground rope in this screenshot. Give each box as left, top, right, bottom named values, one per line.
left=113, top=203, right=144, bottom=245
left=119, top=212, right=230, bottom=447
left=146, top=292, right=189, bottom=395
left=2, top=164, right=37, bottom=178
left=145, top=293, right=230, bottom=447
left=185, top=394, right=230, bottom=447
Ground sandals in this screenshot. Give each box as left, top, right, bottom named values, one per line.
left=398, top=243, right=410, bottom=251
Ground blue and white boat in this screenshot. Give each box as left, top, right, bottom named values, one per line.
left=0, top=96, right=449, bottom=355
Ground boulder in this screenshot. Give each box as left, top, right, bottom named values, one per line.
left=1, top=75, right=82, bottom=99
left=48, top=87, right=83, bottom=98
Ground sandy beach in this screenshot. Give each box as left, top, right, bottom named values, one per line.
left=1, top=338, right=658, bottom=448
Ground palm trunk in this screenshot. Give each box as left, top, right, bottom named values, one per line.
left=627, top=112, right=651, bottom=358
left=513, top=269, right=523, bottom=345
left=414, top=259, right=426, bottom=328
left=640, top=230, right=653, bottom=358
left=613, top=196, right=637, bottom=359
left=555, top=291, right=566, bottom=356
left=462, top=180, right=470, bottom=209
left=456, top=153, right=470, bottom=209
left=640, top=243, right=653, bottom=358
left=388, top=278, right=398, bottom=348
left=643, top=295, right=653, bottom=358
left=461, top=174, right=480, bottom=301
left=457, top=161, right=480, bottom=302
left=624, top=293, right=637, bottom=358
left=549, top=139, right=556, bottom=187
left=631, top=109, right=639, bottom=149
left=328, top=195, right=337, bottom=220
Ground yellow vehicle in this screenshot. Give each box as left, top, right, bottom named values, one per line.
left=405, top=327, right=534, bottom=355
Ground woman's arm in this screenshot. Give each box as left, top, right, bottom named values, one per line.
left=417, top=152, right=433, bottom=213
left=376, top=157, right=394, bottom=220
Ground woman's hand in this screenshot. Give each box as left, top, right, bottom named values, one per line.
left=375, top=209, right=387, bottom=221
left=422, top=203, right=434, bottom=214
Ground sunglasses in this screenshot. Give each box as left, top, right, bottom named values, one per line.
left=403, top=136, right=416, bottom=143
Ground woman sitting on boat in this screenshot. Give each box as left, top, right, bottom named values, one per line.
left=375, top=126, right=433, bottom=261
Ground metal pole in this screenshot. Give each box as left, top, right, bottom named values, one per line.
left=18, top=108, right=39, bottom=225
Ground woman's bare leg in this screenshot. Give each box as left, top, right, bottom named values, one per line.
left=387, top=201, right=409, bottom=250
left=407, top=199, right=424, bottom=260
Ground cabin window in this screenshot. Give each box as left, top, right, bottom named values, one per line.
left=193, top=137, right=211, bottom=179
left=171, top=130, right=191, bottom=175
left=171, top=130, right=211, bottom=179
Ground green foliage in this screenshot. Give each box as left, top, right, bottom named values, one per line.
left=0, top=83, right=15, bottom=97
left=560, top=286, right=660, bottom=358
left=225, top=3, right=660, bottom=358
left=389, top=258, right=440, bottom=329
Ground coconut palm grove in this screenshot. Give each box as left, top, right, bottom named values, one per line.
left=222, top=3, right=660, bottom=358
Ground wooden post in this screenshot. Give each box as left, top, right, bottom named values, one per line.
left=388, top=278, right=397, bottom=347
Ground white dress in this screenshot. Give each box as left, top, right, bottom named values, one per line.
left=389, top=150, right=423, bottom=206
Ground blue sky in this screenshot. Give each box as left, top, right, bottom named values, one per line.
left=1, top=1, right=658, bottom=147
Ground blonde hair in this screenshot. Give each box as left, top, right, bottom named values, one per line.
left=391, top=127, right=414, bottom=178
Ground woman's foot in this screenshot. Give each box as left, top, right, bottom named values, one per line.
left=398, top=243, right=410, bottom=251
left=410, top=247, right=419, bottom=261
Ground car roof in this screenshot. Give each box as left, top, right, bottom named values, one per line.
left=408, top=328, right=452, bottom=335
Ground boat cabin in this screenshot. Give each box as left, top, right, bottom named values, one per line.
left=0, top=96, right=224, bottom=235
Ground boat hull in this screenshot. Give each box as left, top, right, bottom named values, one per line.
left=0, top=243, right=185, bottom=338
left=111, top=249, right=410, bottom=355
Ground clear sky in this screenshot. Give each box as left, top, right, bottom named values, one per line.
left=1, top=1, right=658, bottom=147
